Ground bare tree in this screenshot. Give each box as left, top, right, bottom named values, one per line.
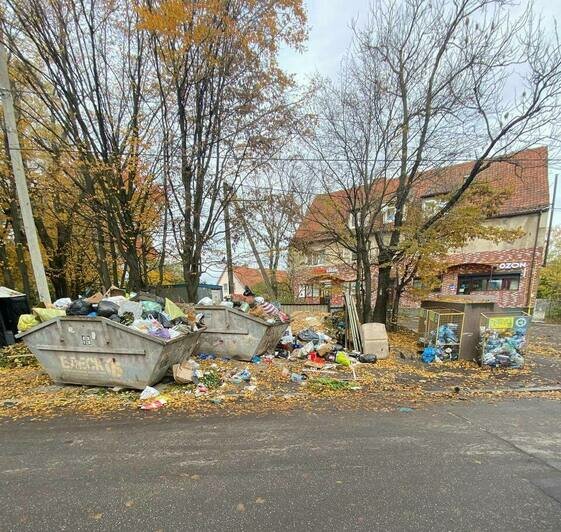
left=304, top=0, right=561, bottom=323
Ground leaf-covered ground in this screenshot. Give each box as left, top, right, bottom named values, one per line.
left=1, top=324, right=560, bottom=421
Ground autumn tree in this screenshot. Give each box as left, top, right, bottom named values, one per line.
left=538, top=227, right=561, bottom=301
left=138, top=0, right=307, bottom=301
left=306, top=0, right=561, bottom=323
left=388, top=183, right=523, bottom=326
left=2, top=0, right=163, bottom=291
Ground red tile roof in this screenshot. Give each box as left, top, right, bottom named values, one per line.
left=233, top=266, right=288, bottom=291
left=294, top=146, right=549, bottom=242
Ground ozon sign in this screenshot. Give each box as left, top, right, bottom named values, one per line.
left=497, top=262, right=527, bottom=270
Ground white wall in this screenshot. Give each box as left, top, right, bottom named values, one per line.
left=217, top=269, right=245, bottom=295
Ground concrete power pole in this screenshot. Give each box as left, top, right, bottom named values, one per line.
left=0, top=42, right=51, bottom=303
left=223, top=182, right=235, bottom=296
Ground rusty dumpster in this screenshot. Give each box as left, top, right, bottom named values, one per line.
left=17, top=316, right=204, bottom=389
left=195, top=305, right=289, bottom=361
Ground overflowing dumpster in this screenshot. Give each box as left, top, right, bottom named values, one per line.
left=17, top=316, right=204, bottom=389
left=195, top=305, right=289, bottom=361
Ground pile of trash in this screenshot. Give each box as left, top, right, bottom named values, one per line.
left=197, top=294, right=289, bottom=324
left=480, top=326, right=526, bottom=368
left=421, top=323, right=460, bottom=363
left=17, top=287, right=203, bottom=341
left=272, top=326, right=378, bottom=378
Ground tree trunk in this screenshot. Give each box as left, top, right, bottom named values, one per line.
left=388, top=278, right=402, bottom=332
left=0, top=232, right=13, bottom=287
left=372, top=265, right=392, bottom=324
left=360, top=250, right=372, bottom=323
left=182, top=255, right=200, bottom=303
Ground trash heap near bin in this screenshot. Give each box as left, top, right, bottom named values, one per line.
left=479, top=313, right=530, bottom=369
left=17, top=289, right=203, bottom=339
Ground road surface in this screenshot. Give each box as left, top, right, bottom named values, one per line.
left=1, top=398, right=561, bottom=531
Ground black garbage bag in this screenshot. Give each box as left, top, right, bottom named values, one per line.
left=154, top=311, right=172, bottom=328
left=108, top=313, right=121, bottom=322
left=97, top=300, right=120, bottom=318
left=297, top=328, right=320, bottom=343
left=66, top=299, right=93, bottom=316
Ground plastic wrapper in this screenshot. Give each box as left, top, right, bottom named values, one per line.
left=33, top=307, right=66, bottom=322
left=18, top=313, right=39, bottom=332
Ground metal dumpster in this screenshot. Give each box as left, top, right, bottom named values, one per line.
left=195, top=305, right=289, bottom=360
left=17, top=316, right=204, bottom=389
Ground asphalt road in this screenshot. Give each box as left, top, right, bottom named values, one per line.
left=1, top=398, right=561, bottom=531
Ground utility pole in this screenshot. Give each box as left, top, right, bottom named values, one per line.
left=0, top=41, right=51, bottom=303
left=223, top=182, right=235, bottom=296
left=543, top=173, right=558, bottom=267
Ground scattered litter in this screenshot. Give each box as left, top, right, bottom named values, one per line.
left=173, top=360, right=200, bottom=384
left=140, top=397, right=167, bottom=410
left=230, top=369, right=251, bottom=384
left=139, top=386, right=160, bottom=400
left=398, top=407, right=414, bottom=413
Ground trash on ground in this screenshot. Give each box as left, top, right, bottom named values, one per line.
left=139, top=386, right=160, bottom=400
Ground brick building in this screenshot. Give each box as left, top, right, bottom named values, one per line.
left=291, top=147, right=550, bottom=310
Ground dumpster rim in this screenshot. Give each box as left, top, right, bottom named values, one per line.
left=16, top=316, right=206, bottom=346
left=195, top=305, right=291, bottom=327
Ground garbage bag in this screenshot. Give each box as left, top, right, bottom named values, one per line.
left=198, top=297, right=213, bottom=305
left=164, top=298, right=185, bottom=320
left=335, top=351, right=351, bottom=366
left=154, top=311, right=172, bottom=328
left=66, top=299, right=93, bottom=316
left=298, top=329, right=320, bottom=343
left=118, top=300, right=142, bottom=319
left=53, top=297, right=72, bottom=310
left=33, top=307, right=66, bottom=322
left=422, top=346, right=437, bottom=364
left=141, top=300, right=163, bottom=317
left=97, top=300, right=120, bottom=318
left=18, top=313, right=39, bottom=332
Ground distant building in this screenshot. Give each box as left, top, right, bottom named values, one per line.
left=218, top=265, right=288, bottom=297
left=291, top=147, right=549, bottom=310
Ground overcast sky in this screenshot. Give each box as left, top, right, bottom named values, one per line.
left=278, top=0, right=561, bottom=224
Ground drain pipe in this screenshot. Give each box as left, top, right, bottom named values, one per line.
left=526, top=210, right=542, bottom=312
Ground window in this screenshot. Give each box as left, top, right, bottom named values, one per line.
left=299, top=284, right=320, bottom=298
left=348, top=213, right=355, bottom=229
left=307, top=250, right=325, bottom=266
left=457, top=272, right=521, bottom=294
left=382, top=205, right=396, bottom=224
left=422, top=198, right=446, bottom=215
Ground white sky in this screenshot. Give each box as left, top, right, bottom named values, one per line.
left=278, top=0, right=561, bottom=224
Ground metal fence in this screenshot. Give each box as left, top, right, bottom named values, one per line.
left=534, top=299, right=561, bottom=322
left=149, top=283, right=223, bottom=304
left=280, top=303, right=329, bottom=313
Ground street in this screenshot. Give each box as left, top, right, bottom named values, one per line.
left=1, top=398, right=560, bottom=531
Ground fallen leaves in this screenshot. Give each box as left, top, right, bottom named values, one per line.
left=0, top=326, right=559, bottom=421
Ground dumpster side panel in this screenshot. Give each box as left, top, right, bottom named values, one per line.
left=254, top=322, right=289, bottom=355
left=195, top=306, right=264, bottom=360
left=20, top=318, right=202, bottom=389
left=195, top=306, right=288, bottom=360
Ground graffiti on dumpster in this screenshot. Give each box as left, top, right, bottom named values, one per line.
left=59, top=355, right=124, bottom=378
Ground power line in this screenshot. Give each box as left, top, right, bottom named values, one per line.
left=2, top=143, right=561, bottom=165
